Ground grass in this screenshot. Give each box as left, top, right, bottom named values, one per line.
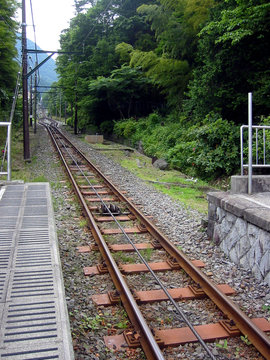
left=6, top=126, right=217, bottom=214
left=139, top=248, right=153, bottom=262
left=112, top=251, right=135, bottom=264
left=100, top=147, right=212, bottom=214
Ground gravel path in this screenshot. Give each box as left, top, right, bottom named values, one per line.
left=23, top=124, right=269, bottom=359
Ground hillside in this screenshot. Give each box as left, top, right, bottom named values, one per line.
left=16, top=37, right=58, bottom=87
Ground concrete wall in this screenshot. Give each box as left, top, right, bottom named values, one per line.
left=208, top=192, right=270, bottom=286
left=231, top=175, right=270, bottom=193
left=85, top=135, right=104, bottom=144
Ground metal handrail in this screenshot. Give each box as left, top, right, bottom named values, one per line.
left=240, top=93, right=270, bottom=194
left=0, top=72, right=21, bottom=182
left=240, top=125, right=270, bottom=173
left=0, top=122, right=11, bottom=181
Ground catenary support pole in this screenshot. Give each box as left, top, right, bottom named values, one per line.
left=30, top=73, right=33, bottom=127
left=22, top=0, right=30, bottom=160
left=34, top=62, right=37, bottom=134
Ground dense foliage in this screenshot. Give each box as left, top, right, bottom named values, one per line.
left=45, top=0, right=270, bottom=179
left=114, top=112, right=240, bottom=179
left=0, top=0, right=19, bottom=120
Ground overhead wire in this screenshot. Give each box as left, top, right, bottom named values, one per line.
left=29, top=0, right=41, bottom=85
left=81, top=0, right=115, bottom=53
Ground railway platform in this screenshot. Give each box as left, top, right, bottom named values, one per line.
left=0, top=183, right=74, bottom=360
left=207, top=184, right=270, bottom=287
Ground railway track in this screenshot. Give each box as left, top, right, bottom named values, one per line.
left=44, top=123, right=270, bottom=360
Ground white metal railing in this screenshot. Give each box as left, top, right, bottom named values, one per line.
left=0, top=122, right=12, bottom=181
left=0, top=72, right=21, bottom=182
left=240, top=125, right=270, bottom=175
left=240, top=93, right=270, bottom=194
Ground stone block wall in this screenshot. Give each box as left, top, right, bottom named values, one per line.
left=208, top=192, right=270, bottom=286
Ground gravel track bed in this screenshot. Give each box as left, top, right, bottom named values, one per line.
left=22, top=124, right=269, bottom=359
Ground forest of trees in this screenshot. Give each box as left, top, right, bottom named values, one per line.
left=0, top=0, right=19, bottom=120
left=1, top=0, right=270, bottom=179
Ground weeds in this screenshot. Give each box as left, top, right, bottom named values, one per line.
left=139, top=248, right=153, bottom=262
left=215, top=339, right=228, bottom=350
left=112, top=251, right=134, bottom=264
left=79, top=219, right=88, bottom=228
left=240, top=335, right=251, bottom=346
left=262, top=304, right=270, bottom=313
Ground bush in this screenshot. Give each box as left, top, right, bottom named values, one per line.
left=168, top=114, right=240, bottom=179
left=100, top=120, right=114, bottom=136
left=113, top=112, right=240, bottom=180
left=66, top=117, right=74, bottom=127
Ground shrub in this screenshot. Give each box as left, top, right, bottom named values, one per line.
left=113, top=112, right=240, bottom=180
left=66, top=117, right=73, bottom=127
left=168, top=114, right=240, bottom=179
left=100, top=120, right=114, bottom=135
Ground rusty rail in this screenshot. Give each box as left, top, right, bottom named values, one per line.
left=46, top=125, right=166, bottom=360
left=47, top=124, right=270, bottom=360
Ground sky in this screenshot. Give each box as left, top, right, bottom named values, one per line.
left=17, top=0, right=76, bottom=52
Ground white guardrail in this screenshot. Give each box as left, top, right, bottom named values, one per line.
left=0, top=122, right=12, bottom=181
left=240, top=93, right=270, bottom=194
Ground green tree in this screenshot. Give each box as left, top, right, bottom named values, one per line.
left=126, top=0, right=214, bottom=108
left=78, top=66, right=163, bottom=131
left=185, top=0, right=270, bottom=123
left=0, top=0, right=19, bottom=119
left=56, top=0, right=156, bottom=132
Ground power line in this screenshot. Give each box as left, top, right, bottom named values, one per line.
left=82, top=0, right=114, bottom=52
left=29, top=0, right=40, bottom=84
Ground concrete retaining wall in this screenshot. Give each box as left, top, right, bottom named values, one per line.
left=208, top=192, right=270, bottom=286
left=85, top=135, right=104, bottom=144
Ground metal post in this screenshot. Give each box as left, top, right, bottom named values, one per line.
left=7, top=123, right=11, bottom=181
left=64, top=101, right=67, bottom=124
left=74, top=92, right=78, bottom=135
left=240, top=126, right=244, bottom=175
left=0, top=122, right=11, bottom=181
left=248, top=92, right=253, bottom=194
left=34, top=63, right=37, bottom=134
left=29, top=73, right=33, bottom=127
left=59, top=90, right=61, bottom=122
left=22, top=0, right=30, bottom=160
left=74, top=73, right=78, bottom=135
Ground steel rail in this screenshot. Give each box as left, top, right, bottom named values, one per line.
left=48, top=126, right=216, bottom=360
left=48, top=125, right=270, bottom=359
left=46, top=125, right=165, bottom=360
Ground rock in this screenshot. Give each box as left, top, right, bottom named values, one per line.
left=137, top=140, right=144, bottom=154
left=136, top=158, right=142, bottom=168
left=153, top=158, right=168, bottom=170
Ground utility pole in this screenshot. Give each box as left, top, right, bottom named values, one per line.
left=22, top=0, right=30, bottom=160
left=34, top=61, right=37, bottom=134
left=59, top=90, right=62, bottom=122
left=29, top=72, right=33, bottom=127
left=74, top=63, right=78, bottom=135
left=64, top=101, right=67, bottom=124
left=74, top=84, right=78, bottom=135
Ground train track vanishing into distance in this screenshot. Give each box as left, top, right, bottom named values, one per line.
left=44, top=122, right=270, bottom=360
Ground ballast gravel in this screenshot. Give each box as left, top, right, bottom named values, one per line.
left=21, top=124, right=269, bottom=360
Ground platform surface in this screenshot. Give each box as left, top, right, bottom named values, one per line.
left=0, top=183, right=74, bottom=360
left=207, top=191, right=270, bottom=232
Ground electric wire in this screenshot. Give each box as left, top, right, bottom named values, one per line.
left=29, top=0, right=40, bottom=85
left=81, top=0, right=114, bottom=52
left=50, top=125, right=217, bottom=360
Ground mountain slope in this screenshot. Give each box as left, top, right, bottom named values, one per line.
left=16, top=37, right=58, bottom=87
